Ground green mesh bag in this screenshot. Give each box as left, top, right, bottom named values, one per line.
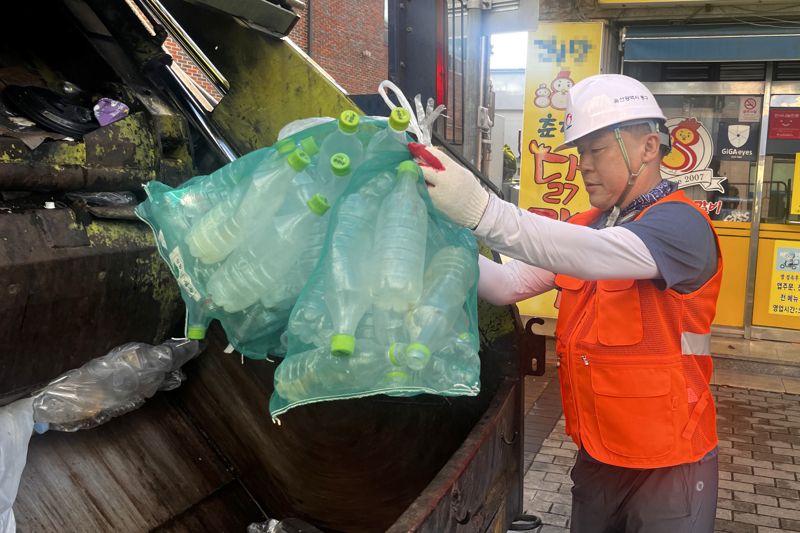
left=135, top=113, right=480, bottom=414
left=270, top=157, right=480, bottom=417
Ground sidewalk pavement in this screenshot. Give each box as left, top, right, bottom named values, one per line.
left=521, top=366, right=800, bottom=533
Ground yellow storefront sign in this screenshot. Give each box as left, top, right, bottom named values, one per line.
left=516, top=21, right=604, bottom=317
left=768, top=239, right=800, bottom=316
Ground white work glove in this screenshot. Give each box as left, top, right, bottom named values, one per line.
left=409, top=143, right=490, bottom=229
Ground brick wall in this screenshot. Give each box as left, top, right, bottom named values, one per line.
left=289, top=0, right=388, bottom=95
left=163, top=37, right=223, bottom=100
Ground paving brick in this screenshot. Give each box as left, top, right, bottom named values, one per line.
left=535, top=490, right=572, bottom=505
left=721, top=462, right=755, bottom=475
left=544, top=472, right=572, bottom=485
left=734, top=492, right=778, bottom=506
left=722, top=447, right=755, bottom=458
left=534, top=453, right=555, bottom=464
left=732, top=511, right=780, bottom=527
left=734, top=442, right=773, bottom=454
left=550, top=503, right=571, bottom=516
left=721, top=480, right=756, bottom=493
left=537, top=511, right=569, bottom=527
left=774, top=462, right=800, bottom=474
left=753, top=467, right=797, bottom=481
left=717, top=507, right=733, bottom=520
left=529, top=461, right=571, bottom=475
left=522, top=478, right=561, bottom=492
left=756, top=485, right=800, bottom=499
left=733, top=473, right=777, bottom=486
left=734, top=457, right=776, bottom=469
left=523, top=497, right=553, bottom=513
left=780, top=518, right=800, bottom=531
left=553, top=455, right=575, bottom=466
left=752, top=451, right=795, bottom=464
left=757, top=504, right=800, bottom=520
left=538, top=445, right=576, bottom=458
left=780, top=497, right=800, bottom=511
left=713, top=518, right=757, bottom=532
left=776, top=479, right=800, bottom=491
left=538, top=526, right=569, bottom=533
left=720, top=470, right=733, bottom=481
left=718, top=498, right=757, bottom=513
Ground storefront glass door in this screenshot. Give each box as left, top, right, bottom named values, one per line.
left=645, top=82, right=764, bottom=330
left=750, top=88, right=800, bottom=337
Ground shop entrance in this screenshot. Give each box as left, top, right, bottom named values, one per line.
left=643, top=80, right=800, bottom=342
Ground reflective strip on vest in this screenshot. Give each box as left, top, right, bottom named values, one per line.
left=681, top=332, right=711, bottom=356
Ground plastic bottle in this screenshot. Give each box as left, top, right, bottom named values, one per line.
left=175, top=140, right=297, bottom=226
left=185, top=148, right=311, bottom=264
left=323, top=172, right=395, bottom=356
left=207, top=193, right=330, bottom=312
left=287, top=273, right=332, bottom=347
left=402, top=246, right=478, bottom=370
left=366, top=107, right=411, bottom=156
left=372, top=161, right=428, bottom=311
left=426, top=332, right=480, bottom=391
left=318, top=110, right=364, bottom=174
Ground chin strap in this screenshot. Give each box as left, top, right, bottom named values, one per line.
left=605, top=126, right=647, bottom=228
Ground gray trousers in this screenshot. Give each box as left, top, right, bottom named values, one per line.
left=570, top=448, right=718, bottom=533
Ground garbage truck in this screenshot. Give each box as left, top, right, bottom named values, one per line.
left=0, top=1, right=544, bottom=530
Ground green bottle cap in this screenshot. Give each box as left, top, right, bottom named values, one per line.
left=287, top=149, right=311, bottom=171
left=384, top=370, right=410, bottom=384
left=187, top=325, right=206, bottom=340
left=276, top=138, right=296, bottom=154
left=406, top=342, right=431, bottom=364
left=300, top=136, right=320, bottom=156
left=331, top=334, right=355, bottom=356
left=330, top=152, right=351, bottom=176
left=397, top=160, right=420, bottom=177
left=306, top=193, right=330, bottom=216
left=388, top=343, right=402, bottom=366
left=338, top=110, right=360, bottom=134
left=389, top=107, right=411, bottom=131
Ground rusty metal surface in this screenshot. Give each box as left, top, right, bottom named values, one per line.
left=387, top=338, right=522, bottom=533
left=170, top=328, right=505, bottom=533
left=14, top=394, right=234, bottom=532
left=0, top=212, right=182, bottom=403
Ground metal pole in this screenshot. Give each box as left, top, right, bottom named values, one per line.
left=463, top=0, right=483, bottom=165
left=742, top=62, right=774, bottom=339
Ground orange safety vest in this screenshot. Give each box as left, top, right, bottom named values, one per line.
left=554, top=190, right=722, bottom=469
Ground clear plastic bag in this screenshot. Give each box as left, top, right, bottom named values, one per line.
left=0, top=399, right=34, bottom=533
left=31, top=339, right=202, bottom=432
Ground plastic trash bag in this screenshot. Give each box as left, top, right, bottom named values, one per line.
left=0, top=399, right=34, bottom=533
left=136, top=110, right=480, bottom=417
left=271, top=158, right=480, bottom=417
left=31, top=339, right=202, bottom=432
left=247, top=517, right=324, bottom=533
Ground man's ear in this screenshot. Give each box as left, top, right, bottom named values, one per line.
left=641, top=133, right=662, bottom=163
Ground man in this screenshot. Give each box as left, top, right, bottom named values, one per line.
left=411, top=74, right=721, bottom=532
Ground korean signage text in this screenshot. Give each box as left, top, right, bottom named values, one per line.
left=769, top=240, right=800, bottom=316
left=518, top=22, right=604, bottom=316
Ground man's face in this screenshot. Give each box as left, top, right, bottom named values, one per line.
left=575, top=129, right=646, bottom=211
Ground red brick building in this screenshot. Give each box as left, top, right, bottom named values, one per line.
left=288, top=0, right=389, bottom=95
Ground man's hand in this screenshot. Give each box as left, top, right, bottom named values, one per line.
left=409, top=143, right=489, bottom=229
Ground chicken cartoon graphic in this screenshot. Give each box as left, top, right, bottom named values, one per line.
left=662, top=118, right=703, bottom=173
left=533, top=83, right=551, bottom=108
left=549, top=70, right=573, bottom=110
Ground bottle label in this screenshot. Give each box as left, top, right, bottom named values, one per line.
left=169, top=247, right=201, bottom=301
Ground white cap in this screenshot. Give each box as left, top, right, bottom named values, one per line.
left=556, top=74, right=666, bottom=151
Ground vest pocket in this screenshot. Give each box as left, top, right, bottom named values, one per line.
left=590, top=364, right=675, bottom=458
left=597, top=279, right=643, bottom=346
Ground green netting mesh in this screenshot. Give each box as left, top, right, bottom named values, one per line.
left=135, top=114, right=480, bottom=417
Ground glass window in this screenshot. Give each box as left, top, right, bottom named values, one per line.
left=765, top=94, right=800, bottom=224
left=654, top=94, right=760, bottom=223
